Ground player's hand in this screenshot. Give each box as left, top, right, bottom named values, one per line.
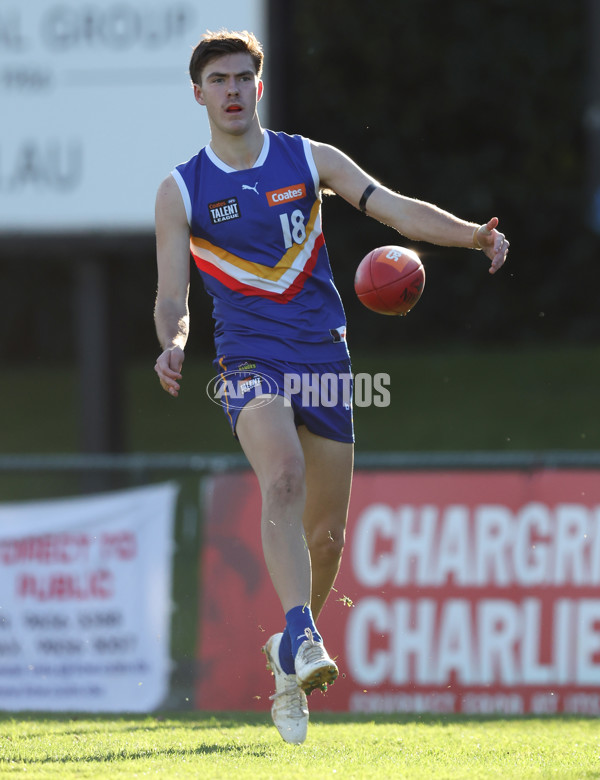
left=473, top=217, right=509, bottom=274
left=155, top=346, right=185, bottom=397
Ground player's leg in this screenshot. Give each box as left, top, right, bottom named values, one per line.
left=236, top=393, right=336, bottom=671
left=275, top=427, right=353, bottom=697
left=236, top=394, right=336, bottom=741
left=298, top=427, right=354, bottom=620
left=271, top=359, right=353, bottom=694
left=236, top=396, right=309, bottom=743
left=235, top=394, right=310, bottom=613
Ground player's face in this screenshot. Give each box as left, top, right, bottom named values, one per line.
left=194, top=53, right=263, bottom=136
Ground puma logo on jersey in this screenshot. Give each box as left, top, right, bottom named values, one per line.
left=242, top=182, right=259, bottom=194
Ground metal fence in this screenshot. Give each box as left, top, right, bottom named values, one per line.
left=3, top=449, right=600, bottom=478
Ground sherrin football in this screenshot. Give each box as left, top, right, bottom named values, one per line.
left=354, top=245, right=425, bottom=316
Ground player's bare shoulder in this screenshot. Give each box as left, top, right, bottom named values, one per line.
left=309, top=140, right=347, bottom=187
left=155, top=173, right=188, bottom=226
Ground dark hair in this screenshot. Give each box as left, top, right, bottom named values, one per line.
left=189, top=30, right=264, bottom=84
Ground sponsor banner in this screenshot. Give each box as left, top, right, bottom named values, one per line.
left=0, top=482, right=177, bottom=711
left=196, top=470, right=600, bottom=714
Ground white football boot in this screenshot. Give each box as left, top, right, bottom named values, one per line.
left=294, top=628, right=339, bottom=694
left=262, top=633, right=309, bottom=744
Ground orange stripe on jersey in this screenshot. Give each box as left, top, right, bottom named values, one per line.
left=195, top=233, right=324, bottom=302
left=190, top=200, right=321, bottom=293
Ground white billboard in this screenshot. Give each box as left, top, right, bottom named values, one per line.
left=0, top=1, right=266, bottom=233
left=0, top=482, right=178, bottom=712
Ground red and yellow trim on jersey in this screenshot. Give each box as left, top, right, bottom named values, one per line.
left=190, top=201, right=324, bottom=303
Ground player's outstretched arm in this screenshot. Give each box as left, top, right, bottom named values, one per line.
left=311, top=141, right=509, bottom=274
left=154, top=174, right=191, bottom=397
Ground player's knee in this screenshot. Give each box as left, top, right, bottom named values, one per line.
left=308, top=523, right=346, bottom=566
left=263, top=458, right=306, bottom=505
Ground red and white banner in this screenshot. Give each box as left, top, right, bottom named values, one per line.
left=0, top=482, right=177, bottom=712
left=196, top=469, right=600, bottom=714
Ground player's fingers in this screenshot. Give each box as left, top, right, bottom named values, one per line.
left=155, top=362, right=181, bottom=380
left=494, top=232, right=507, bottom=254
left=155, top=351, right=183, bottom=378
left=169, top=352, right=185, bottom=374
left=158, top=374, right=180, bottom=396
left=489, top=238, right=509, bottom=274
left=485, top=216, right=499, bottom=232
left=164, top=366, right=183, bottom=380
left=154, top=347, right=185, bottom=396
left=154, top=360, right=181, bottom=396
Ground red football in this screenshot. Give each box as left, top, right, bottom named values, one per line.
left=354, top=245, right=425, bottom=316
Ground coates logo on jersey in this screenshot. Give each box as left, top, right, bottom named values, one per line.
left=266, top=183, right=306, bottom=207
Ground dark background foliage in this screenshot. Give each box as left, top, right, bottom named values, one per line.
left=277, top=0, right=597, bottom=350
left=2, top=0, right=597, bottom=363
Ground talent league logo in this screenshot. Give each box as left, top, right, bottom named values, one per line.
left=208, top=197, right=241, bottom=224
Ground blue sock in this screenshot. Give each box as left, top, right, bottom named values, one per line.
left=278, top=627, right=295, bottom=675
left=285, top=604, right=322, bottom=659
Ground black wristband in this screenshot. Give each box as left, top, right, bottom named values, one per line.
left=359, top=183, right=377, bottom=214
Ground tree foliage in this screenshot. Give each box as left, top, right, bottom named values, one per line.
left=281, top=0, right=596, bottom=348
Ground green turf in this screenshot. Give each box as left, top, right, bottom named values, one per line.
left=0, top=713, right=598, bottom=779
left=3, top=345, right=600, bottom=456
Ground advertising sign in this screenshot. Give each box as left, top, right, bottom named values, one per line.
left=0, top=482, right=178, bottom=711
left=0, top=1, right=265, bottom=232
left=196, top=469, right=600, bottom=714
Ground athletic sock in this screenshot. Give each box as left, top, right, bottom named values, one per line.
left=285, top=604, right=323, bottom=659
left=278, top=627, right=295, bottom=675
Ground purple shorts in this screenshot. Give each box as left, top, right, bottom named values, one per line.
left=211, top=355, right=354, bottom=444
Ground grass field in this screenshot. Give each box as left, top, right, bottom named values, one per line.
left=1, top=712, right=599, bottom=779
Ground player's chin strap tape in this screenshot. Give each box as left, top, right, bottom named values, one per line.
left=359, top=183, right=378, bottom=214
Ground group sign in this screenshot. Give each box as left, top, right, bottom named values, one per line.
left=0, top=0, right=265, bottom=232
left=196, top=469, right=600, bottom=715
left=0, top=482, right=177, bottom=712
